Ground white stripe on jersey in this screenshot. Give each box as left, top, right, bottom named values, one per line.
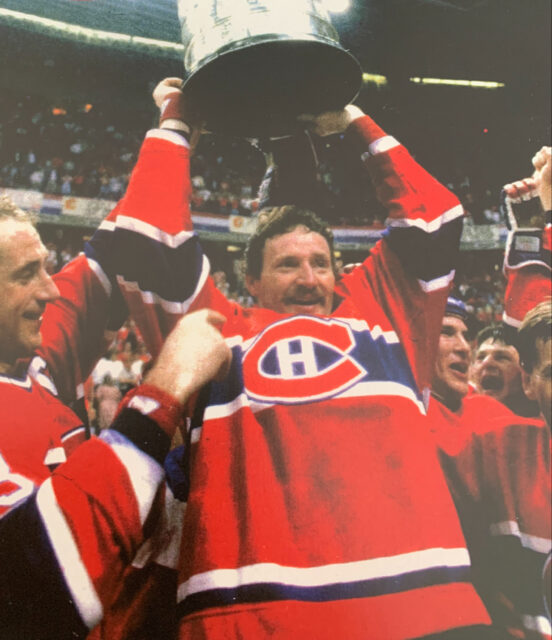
left=387, top=203, right=464, bottom=234
left=177, top=546, right=471, bottom=602
left=101, top=214, right=195, bottom=249
left=37, top=479, right=103, bottom=629
left=418, top=269, right=456, bottom=293
left=116, top=252, right=210, bottom=314
left=101, top=430, right=165, bottom=526
left=502, top=311, right=522, bottom=328
left=366, top=135, right=400, bottom=156
left=204, top=381, right=426, bottom=421
left=145, top=128, right=190, bottom=148
left=489, top=520, right=552, bottom=554
left=85, top=256, right=111, bottom=296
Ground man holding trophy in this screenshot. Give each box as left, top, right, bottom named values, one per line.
left=129, top=2, right=492, bottom=637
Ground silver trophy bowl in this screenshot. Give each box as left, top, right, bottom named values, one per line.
left=178, top=0, right=362, bottom=137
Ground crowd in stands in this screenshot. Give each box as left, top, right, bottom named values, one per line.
left=0, top=90, right=509, bottom=226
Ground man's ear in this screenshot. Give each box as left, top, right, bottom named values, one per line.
left=245, top=274, right=259, bottom=299
left=521, top=369, right=537, bottom=401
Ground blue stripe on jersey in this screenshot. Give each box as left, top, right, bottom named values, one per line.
left=0, top=493, right=88, bottom=638
left=177, top=565, right=472, bottom=619
left=85, top=227, right=205, bottom=304
left=208, top=324, right=421, bottom=408
left=385, top=217, right=462, bottom=282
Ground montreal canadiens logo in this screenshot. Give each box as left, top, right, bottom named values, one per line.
left=243, top=316, right=366, bottom=404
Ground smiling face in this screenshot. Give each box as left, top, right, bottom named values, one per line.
left=471, top=338, right=523, bottom=403
left=432, top=315, right=471, bottom=411
left=245, top=225, right=336, bottom=316
left=0, top=219, right=60, bottom=374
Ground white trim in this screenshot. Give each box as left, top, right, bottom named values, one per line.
left=502, top=311, right=522, bottom=329
left=177, top=546, right=470, bottom=602
left=85, top=256, right=112, bottom=297
left=367, top=135, right=400, bottom=156
left=489, top=520, right=552, bottom=554
left=203, top=393, right=250, bottom=422
left=43, top=447, right=66, bottom=466
left=204, top=380, right=425, bottom=419
left=336, top=380, right=426, bottom=414
left=0, top=372, right=32, bottom=389
left=116, top=253, right=211, bottom=315
left=37, top=479, right=103, bottom=629
left=418, top=269, right=456, bottom=293
left=145, top=128, right=190, bottom=148
left=100, top=430, right=164, bottom=525
left=106, top=214, right=195, bottom=249
left=387, top=204, right=464, bottom=234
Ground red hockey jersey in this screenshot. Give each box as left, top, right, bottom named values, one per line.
left=0, top=129, right=194, bottom=639
left=439, top=411, right=551, bottom=640
left=112, top=119, right=491, bottom=637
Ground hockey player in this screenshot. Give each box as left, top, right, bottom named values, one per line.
left=439, top=301, right=551, bottom=640
left=0, top=88, right=233, bottom=638
left=140, top=78, right=491, bottom=639
left=437, top=148, right=551, bottom=639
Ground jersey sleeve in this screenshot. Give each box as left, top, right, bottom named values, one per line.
left=84, top=128, right=233, bottom=362
left=0, top=385, right=183, bottom=639
left=337, top=116, right=464, bottom=393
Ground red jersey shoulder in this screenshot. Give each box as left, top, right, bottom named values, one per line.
left=0, top=374, right=85, bottom=516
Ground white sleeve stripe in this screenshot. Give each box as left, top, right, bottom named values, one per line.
left=367, top=135, right=400, bottom=156
left=387, top=204, right=464, bottom=234
left=145, top=128, right=190, bottom=148
left=418, top=269, right=456, bottom=293
left=96, top=216, right=195, bottom=249
left=107, top=215, right=195, bottom=249
left=100, top=430, right=165, bottom=525
left=502, top=311, right=522, bottom=328
left=37, top=479, right=103, bottom=629
left=116, top=253, right=211, bottom=314
left=489, top=520, right=552, bottom=554
left=85, top=256, right=111, bottom=297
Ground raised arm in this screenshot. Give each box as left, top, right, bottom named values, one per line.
left=0, top=310, right=231, bottom=639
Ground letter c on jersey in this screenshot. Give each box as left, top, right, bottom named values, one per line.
left=243, top=317, right=366, bottom=403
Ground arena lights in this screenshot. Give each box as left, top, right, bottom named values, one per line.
left=362, top=73, right=388, bottom=87
left=410, top=77, right=505, bottom=89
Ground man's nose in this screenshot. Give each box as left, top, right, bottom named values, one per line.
left=36, top=269, right=60, bottom=303
left=296, top=263, right=316, bottom=286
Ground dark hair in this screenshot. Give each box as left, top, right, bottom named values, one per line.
left=516, top=299, right=552, bottom=372
left=245, top=205, right=336, bottom=279
left=475, top=324, right=516, bottom=348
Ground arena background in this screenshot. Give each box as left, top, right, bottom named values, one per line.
left=0, top=0, right=550, bottom=325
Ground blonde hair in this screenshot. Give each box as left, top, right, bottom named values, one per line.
left=0, top=196, right=36, bottom=225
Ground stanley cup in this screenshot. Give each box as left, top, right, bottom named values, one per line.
left=178, top=0, right=362, bottom=137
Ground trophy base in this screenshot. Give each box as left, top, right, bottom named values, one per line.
left=182, top=38, right=362, bottom=138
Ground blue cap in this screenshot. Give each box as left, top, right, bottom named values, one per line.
left=445, top=296, right=469, bottom=321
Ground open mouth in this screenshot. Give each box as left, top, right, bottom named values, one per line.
left=450, top=362, right=468, bottom=374
left=480, top=374, right=502, bottom=391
